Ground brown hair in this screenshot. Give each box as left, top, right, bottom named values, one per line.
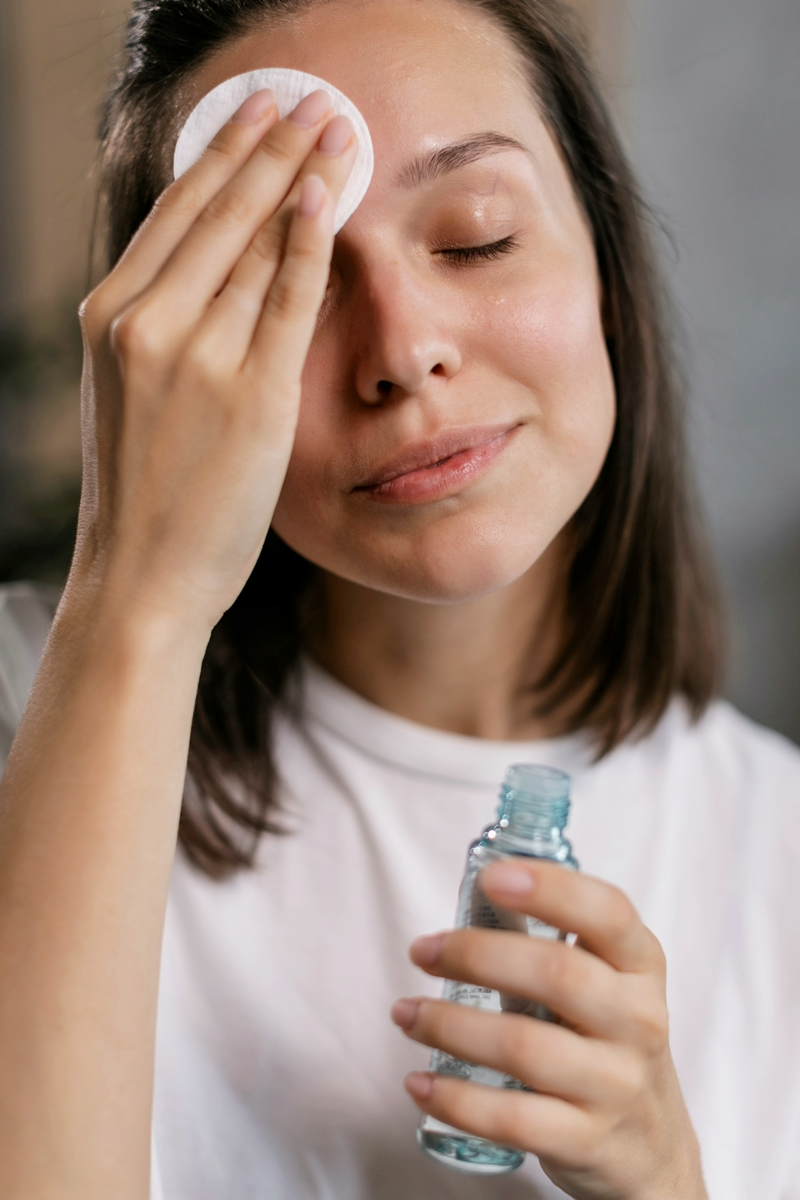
left=99, top=0, right=723, bottom=877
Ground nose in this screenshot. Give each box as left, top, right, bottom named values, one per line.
left=351, top=260, right=462, bottom=404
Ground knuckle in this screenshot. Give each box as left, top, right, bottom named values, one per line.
left=538, top=942, right=579, bottom=994
left=204, top=131, right=241, bottom=165
left=265, top=275, right=315, bottom=322
left=612, top=1051, right=648, bottom=1103
left=154, top=175, right=205, bottom=218
left=455, top=932, right=486, bottom=980
left=203, top=186, right=254, bottom=230
left=630, top=993, right=669, bottom=1053
left=255, top=135, right=298, bottom=170
left=421, top=1000, right=448, bottom=1041
left=223, top=281, right=263, bottom=320
left=601, top=886, right=638, bottom=941
left=500, top=1096, right=538, bottom=1151
left=79, top=289, right=109, bottom=340
left=110, top=305, right=160, bottom=360
left=179, top=339, right=222, bottom=384
left=439, top=1084, right=476, bottom=1133
left=537, top=1105, right=602, bottom=1167
left=570, top=1120, right=604, bottom=1167
left=290, top=235, right=326, bottom=263
left=646, top=930, right=668, bottom=975
left=500, top=1016, right=537, bottom=1074
left=250, top=223, right=284, bottom=265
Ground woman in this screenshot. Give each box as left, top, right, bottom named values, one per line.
left=0, top=0, right=798, bottom=1197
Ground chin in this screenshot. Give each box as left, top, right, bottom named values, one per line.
left=276, top=508, right=557, bottom=605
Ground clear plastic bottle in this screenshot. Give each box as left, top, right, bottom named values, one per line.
left=417, top=763, right=578, bottom=1175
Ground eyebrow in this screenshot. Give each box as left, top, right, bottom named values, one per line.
left=396, top=132, right=531, bottom=189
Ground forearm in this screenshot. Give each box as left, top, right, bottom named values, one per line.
left=0, top=583, right=209, bottom=1199
left=0, top=72, right=352, bottom=1197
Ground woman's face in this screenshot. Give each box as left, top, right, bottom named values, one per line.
left=190, top=0, right=616, bottom=603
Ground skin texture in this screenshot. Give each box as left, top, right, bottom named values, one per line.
left=0, top=82, right=358, bottom=1200
left=393, top=859, right=707, bottom=1200
left=188, top=0, right=616, bottom=737
left=0, top=1, right=706, bottom=1197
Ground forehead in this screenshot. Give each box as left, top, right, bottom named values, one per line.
left=187, top=0, right=547, bottom=170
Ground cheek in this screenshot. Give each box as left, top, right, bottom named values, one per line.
left=273, top=250, right=616, bottom=602
left=272, top=402, right=340, bottom=544
left=477, top=262, right=616, bottom=488
left=272, top=347, right=362, bottom=569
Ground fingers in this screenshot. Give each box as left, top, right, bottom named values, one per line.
left=244, top=173, right=337, bottom=392
left=158, top=173, right=335, bottom=452
left=407, top=1072, right=592, bottom=1164
left=193, top=115, right=357, bottom=368
left=144, top=90, right=343, bottom=336
left=91, top=90, right=281, bottom=322
left=392, top=997, right=645, bottom=1109
left=410, top=927, right=642, bottom=1040
left=480, top=859, right=665, bottom=975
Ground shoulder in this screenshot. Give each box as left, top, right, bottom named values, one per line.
left=690, top=699, right=800, bottom=851
left=623, top=696, right=800, bottom=883
left=674, top=696, right=800, bottom=795
left=0, top=581, right=61, bottom=764
left=584, top=696, right=800, bottom=868
left=625, top=694, right=800, bottom=792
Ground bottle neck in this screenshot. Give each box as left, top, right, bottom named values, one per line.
left=484, top=765, right=574, bottom=862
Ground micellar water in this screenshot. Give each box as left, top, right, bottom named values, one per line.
left=417, top=763, right=578, bottom=1174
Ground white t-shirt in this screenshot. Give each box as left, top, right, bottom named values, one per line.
left=1, top=583, right=799, bottom=1200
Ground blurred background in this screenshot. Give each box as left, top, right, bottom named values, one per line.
left=1, top=0, right=798, bottom=742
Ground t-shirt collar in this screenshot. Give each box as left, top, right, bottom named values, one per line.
left=291, top=654, right=594, bottom=787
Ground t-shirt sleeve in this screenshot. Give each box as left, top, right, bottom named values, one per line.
left=0, top=583, right=60, bottom=772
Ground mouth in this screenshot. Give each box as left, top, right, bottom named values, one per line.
left=352, top=423, right=521, bottom=505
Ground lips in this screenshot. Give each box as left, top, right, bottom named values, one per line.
left=352, top=423, right=520, bottom=504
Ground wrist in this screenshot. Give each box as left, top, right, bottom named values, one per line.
left=48, top=585, right=212, bottom=707
left=58, top=562, right=216, bottom=663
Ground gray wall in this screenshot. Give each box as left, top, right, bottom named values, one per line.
left=626, top=0, right=800, bottom=742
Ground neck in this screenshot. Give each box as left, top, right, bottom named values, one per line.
left=305, top=536, right=568, bottom=741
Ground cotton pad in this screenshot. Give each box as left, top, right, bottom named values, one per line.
left=174, top=68, right=374, bottom=233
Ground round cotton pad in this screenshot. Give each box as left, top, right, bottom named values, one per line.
left=174, top=68, right=374, bottom=233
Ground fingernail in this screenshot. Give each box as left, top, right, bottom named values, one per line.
left=483, top=862, right=534, bottom=896
left=391, top=998, right=422, bottom=1030
left=288, top=89, right=332, bottom=128
left=298, top=175, right=327, bottom=218
left=319, top=115, right=354, bottom=156
left=405, top=1072, right=434, bottom=1101
left=232, top=89, right=276, bottom=124
left=410, top=932, right=446, bottom=967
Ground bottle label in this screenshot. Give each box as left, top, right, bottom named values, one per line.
left=429, top=876, right=567, bottom=1090
left=469, top=879, right=566, bottom=1021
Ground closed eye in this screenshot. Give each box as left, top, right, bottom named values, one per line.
left=436, top=234, right=519, bottom=264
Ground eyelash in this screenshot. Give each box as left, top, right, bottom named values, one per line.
left=436, top=234, right=520, bottom=264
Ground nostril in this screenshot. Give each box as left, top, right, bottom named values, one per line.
left=377, top=380, right=393, bottom=396
left=431, top=363, right=445, bottom=375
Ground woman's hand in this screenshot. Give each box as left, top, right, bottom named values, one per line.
left=74, top=87, right=358, bottom=634
left=391, top=860, right=708, bottom=1200
left=0, top=94, right=360, bottom=1199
